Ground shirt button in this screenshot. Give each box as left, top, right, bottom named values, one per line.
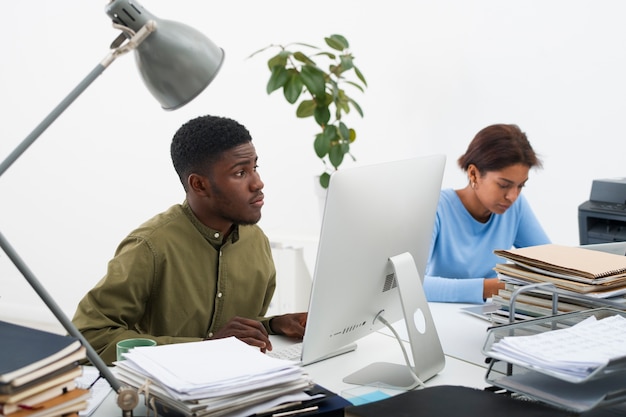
left=217, top=292, right=223, bottom=298
left=208, top=332, right=213, bottom=338
left=213, top=232, right=220, bottom=238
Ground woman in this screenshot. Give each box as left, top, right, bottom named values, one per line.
left=424, top=124, right=550, bottom=303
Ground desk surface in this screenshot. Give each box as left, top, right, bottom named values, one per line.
left=91, top=302, right=490, bottom=416
left=429, top=302, right=492, bottom=368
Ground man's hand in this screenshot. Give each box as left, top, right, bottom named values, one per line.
left=209, top=316, right=272, bottom=352
left=269, top=312, right=307, bottom=339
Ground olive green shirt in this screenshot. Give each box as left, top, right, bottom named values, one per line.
left=72, top=201, right=276, bottom=365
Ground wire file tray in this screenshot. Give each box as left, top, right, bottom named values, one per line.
left=481, top=308, right=626, bottom=413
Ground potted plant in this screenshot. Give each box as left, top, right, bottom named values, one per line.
left=250, top=34, right=367, bottom=188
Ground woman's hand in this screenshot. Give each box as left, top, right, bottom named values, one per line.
left=483, top=278, right=504, bottom=300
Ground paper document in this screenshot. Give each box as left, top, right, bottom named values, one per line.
left=117, top=337, right=305, bottom=399
left=487, top=314, right=626, bottom=382
left=75, top=366, right=112, bottom=417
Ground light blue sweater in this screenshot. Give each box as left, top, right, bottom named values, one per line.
left=424, top=188, right=550, bottom=303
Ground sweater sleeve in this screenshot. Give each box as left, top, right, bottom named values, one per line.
left=423, top=275, right=486, bottom=304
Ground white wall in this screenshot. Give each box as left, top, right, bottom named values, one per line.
left=1, top=0, right=625, bottom=328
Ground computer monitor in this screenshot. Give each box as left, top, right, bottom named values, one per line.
left=300, top=154, right=447, bottom=389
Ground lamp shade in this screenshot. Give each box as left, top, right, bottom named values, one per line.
left=105, top=0, right=224, bottom=110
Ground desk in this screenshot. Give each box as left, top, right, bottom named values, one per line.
left=91, top=303, right=490, bottom=416
left=429, top=302, right=492, bottom=368
left=379, top=302, right=492, bottom=369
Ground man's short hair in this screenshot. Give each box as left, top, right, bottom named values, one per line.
left=171, top=115, right=252, bottom=189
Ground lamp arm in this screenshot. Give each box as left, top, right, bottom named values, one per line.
left=0, top=232, right=141, bottom=416
left=0, top=22, right=157, bottom=416
left=0, top=62, right=105, bottom=178
left=0, top=231, right=120, bottom=388
left=0, top=21, right=156, bottom=178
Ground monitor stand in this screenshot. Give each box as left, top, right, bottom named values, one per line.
left=343, top=252, right=445, bottom=390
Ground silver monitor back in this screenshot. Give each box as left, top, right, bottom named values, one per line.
left=300, top=154, right=446, bottom=384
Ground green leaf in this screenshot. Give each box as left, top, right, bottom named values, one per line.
left=314, top=51, right=337, bottom=60
left=267, top=51, right=289, bottom=69
left=300, top=65, right=326, bottom=97
left=319, top=172, right=331, bottom=189
left=325, top=34, right=349, bottom=51
left=320, top=92, right=334, bottom=107
left=283, top=70, right=303, bottom=104
left=345, top=80, right=365, bottom=93
left=266, top=66, right=288, bottom=94
left=291, top=42, right=320, bottom=50
left=329, top=142, right=346, bottom=168
left=354, top=65, right=367, bottom=87
left=314, top=132, right=330, bottom=158
left=348, top=98, right=364, bottom=117
left=296, top=100, right=316, bottom=118
left=323, top=124, right=338, bottom=142
left=293, top=51, right=316, bottom=65
left=340, top=55, right=354, bottom=71
left=314, top=105, right=331, bottom=126
left=337, top=95, right=350, bottom=115
left=340, top=138, right=350, bottom=153
left=338, top=122, right=350, bottom=141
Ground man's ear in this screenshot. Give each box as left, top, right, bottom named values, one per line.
left=188, top=173, right=211, bottom=197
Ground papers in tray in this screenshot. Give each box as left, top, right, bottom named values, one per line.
left=485, top=314, right=626, bottom=383
left=487, top=371, right=626, bottom=414
left=114, top=337, right=316, bottom=417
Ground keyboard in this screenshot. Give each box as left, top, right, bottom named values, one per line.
left=267, top=342, right=357, bottom=365
left=267, top=342, right=303, bottom=361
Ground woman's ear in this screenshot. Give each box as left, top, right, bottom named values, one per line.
left=467, top=164, right=479, bottom=185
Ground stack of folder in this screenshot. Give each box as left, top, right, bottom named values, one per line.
left=114, top=337, right=344, bottom=417
left=0, top=321, right=89, bottom=417
left=491, top=244, right=626, bottom=322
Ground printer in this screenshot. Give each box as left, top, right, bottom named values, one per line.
left=578, top=178, right=626, bottom=244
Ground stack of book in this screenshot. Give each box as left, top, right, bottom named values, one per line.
left=114, top=337, right=343, bottom=417
left=0, top=321, right=90, bottom=417
left=491, top=244, right=626, bottom=323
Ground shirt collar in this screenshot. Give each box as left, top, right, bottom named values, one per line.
left=182, top=200, right=240, bottom=246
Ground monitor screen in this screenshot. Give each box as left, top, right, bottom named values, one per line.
left=300, top=154, right=447, bottom=388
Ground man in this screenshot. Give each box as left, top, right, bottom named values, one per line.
left=72, top=115, right=306, bottom=365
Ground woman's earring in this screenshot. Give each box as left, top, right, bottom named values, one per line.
left=471, top=181, right=476, bottom=189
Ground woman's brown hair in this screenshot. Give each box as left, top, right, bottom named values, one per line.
left=457, top=124, right=542, bottom=173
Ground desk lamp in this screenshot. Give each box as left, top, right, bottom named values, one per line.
left=0, top=1, right=224, bottom=415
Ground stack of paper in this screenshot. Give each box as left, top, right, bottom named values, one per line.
left=0, top=321, right=90, bottom=417
left=115, top=337, right=317, bottom=417
left=489, top=281, right=595, bottom=324
left=486, top=314, right=626, bottom=383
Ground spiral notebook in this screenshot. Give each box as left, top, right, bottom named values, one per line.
left=494, top=244, right=626, bottom=281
